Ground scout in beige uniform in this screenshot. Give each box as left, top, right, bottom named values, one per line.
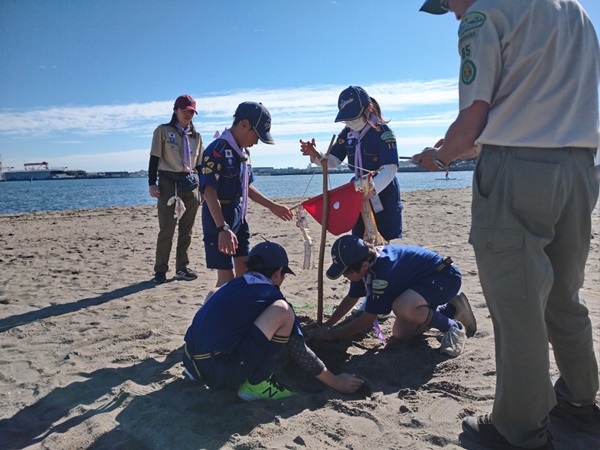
left=416, top=1, right=600, bottom=448
left=148, top=94, right=204, bottom=284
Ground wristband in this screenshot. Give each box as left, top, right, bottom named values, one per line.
left=433, top=150, right=452, bottom=170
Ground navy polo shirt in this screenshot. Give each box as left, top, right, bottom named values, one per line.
left=349, top=245, right=448, bottom=314
left=199, top=138, right=255, bottom=201
left=184, top=274, right=302, bottom=355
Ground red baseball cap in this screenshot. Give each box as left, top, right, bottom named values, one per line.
left=174, top=95, right=198, bottom=114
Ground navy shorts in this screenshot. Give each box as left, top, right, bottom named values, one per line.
left=185, top=324, right=271, bottom=391
left=411, top=264, right=462, bottom=307
left=202, top=201, right=251, bottom=269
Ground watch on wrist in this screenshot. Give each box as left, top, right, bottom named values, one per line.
left=216, top=224, right=231, bottom=233
left=433, top=150, right=452, bottom=171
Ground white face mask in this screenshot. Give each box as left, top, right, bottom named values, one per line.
left=344, top=117, right=367, bottom=132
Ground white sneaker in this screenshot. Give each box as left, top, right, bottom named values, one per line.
left=351, top=298, right=392, bottom=320
left=440, top=323, right=466, bottom=357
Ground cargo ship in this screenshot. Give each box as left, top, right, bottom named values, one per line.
left=1, top=162, right=85, bottom=181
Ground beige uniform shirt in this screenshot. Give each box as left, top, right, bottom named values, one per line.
left=150, top=123, right=204, bottom=172
left=458, top=0, right=600, bottom=149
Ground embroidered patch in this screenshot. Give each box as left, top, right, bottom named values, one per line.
left=217, top=164, right=222, bottom=171
left=461, top=59, right=477, bottom=85
left=459, top=12, right=486, bottom=37
left=204, top=156, right=210, bottom=162
left=207, top=162, right=214, bottom=168
left=459, top=29, right=479, bottom=45
left=212, top=150, right=220, bottom=158
left=224, top=149, right=233, bottom=158
left=380, top=131, right=396, bottom=143
left=168, top=132, right=176, bottom=143
left=338, top=138, right=345, bottom=145
left=372, top=279, right=389, bottom=290
left=202, top=167, right=212, bottom=174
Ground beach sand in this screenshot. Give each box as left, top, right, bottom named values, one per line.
left=0, top=187, right=598, bottom=449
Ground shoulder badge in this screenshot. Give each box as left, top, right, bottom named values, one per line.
left=461, top=59, right=477, bottom=85
left=459, top=12, right=486, bottom=38
left=380, top=131, right=396, bottom=143
left=372, top=279, right=389, bottom=291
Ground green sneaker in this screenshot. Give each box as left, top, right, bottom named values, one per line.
left=237, top=375, right=297, bottom=401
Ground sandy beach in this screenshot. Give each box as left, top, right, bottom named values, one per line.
left=0, top=187, right=598, bottom=450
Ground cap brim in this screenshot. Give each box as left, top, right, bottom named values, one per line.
left=420, top=0, right=448, bottom=15
left=326, top=262, right=347, bottom=280
left=282, top=266, right=296, bottom=276
left=334, top=109, right=363, bottom=123
left=255, top=128, right=275, bottom=145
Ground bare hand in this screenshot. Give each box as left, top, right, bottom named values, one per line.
left=306, top=325, right=335, bottom=340
left=411, top=147, right=438, bottom=172
left=300, top=138, right=320, bottom=160
left=218, top=230, right=238, bottom=255
left=271, top=204, right=294, bottom=221
left=333, top=373, right=365, bottom=394
left=149, top=185, right=161, bottom=198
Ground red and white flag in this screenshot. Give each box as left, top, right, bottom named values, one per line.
left=301, top=182, right=362, bottom=235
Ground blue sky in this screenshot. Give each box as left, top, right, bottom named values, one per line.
left=1, top=0, right=598, bottom=172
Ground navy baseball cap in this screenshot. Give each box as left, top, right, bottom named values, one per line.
left=234, top=102, right=274, bottom=144
left=334, top=86, right=372, bottom=123
left=248, top=241, right=295, bottom=275
left=326, top=235, right=370, bottom=280
left=174, top=94, right=198, bottom=114
left=420, top=0, right=449, bottom=15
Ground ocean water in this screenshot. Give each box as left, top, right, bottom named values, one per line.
left=0, top=171, right=473, bottom=215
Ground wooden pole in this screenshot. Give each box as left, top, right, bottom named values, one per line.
left=317, top=134, right=336, bottom=325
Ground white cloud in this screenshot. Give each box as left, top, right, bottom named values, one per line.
left=0, top=80, right=458, bottom=170
left=0, top=80, right=457, bottom=137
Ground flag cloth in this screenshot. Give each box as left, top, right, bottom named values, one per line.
left=301, top=181, right=363, bottom=235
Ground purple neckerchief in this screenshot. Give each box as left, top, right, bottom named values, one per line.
left=363, top=245, right=386, bottom=342
left=348, top=123, right=372, bottom=180
left=175, top=123, right=192, bottom=171
left=214, top=129, right=249, bottom=222
left=243, top=271, right=273, bottom=285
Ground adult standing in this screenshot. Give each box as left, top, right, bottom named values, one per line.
left=149, top=94, right=204, bottom=284
left=415, top=1, right=600, bottom=449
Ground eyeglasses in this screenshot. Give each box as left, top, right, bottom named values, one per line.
left=440, top=0, right=451, bottom=12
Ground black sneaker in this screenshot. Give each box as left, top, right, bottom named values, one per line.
left=550, top=391, right=600, bottom=434
left=462, top=414, right=554, bottom=449
left=153, top=272, right=167, bottom=284
left=175, top=268, right=198, bottom=281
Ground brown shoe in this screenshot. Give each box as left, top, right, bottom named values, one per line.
left=550, top=391, right=600, bottom=434
left=462, top=414, right=553, bottom=449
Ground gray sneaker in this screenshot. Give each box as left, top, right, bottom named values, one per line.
left=440, top=323, right=466, bottom=357
left=449, top=293, right=477, bottom=337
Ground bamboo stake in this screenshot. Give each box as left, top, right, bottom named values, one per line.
left=317, top=134, right=336, bottom=325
